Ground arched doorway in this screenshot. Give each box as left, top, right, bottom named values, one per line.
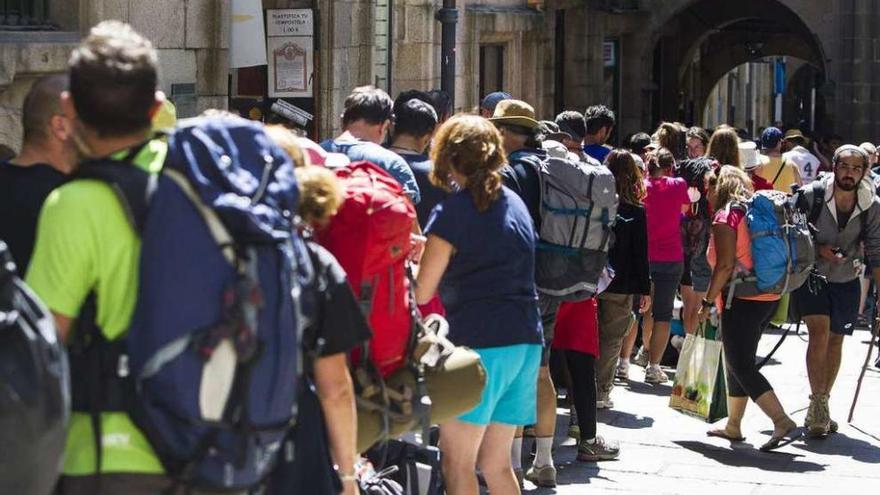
left=648, top=0, right=826, bottom=132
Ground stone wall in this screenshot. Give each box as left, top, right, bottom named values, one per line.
left=0, top=0, right=230, bottom=151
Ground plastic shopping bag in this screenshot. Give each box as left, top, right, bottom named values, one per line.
left=668, top=316, right=728, bottom=422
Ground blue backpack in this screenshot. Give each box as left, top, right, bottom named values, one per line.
left=69, top=118, right=308, bottom=490
left=726, top=189, right=815, bottom=307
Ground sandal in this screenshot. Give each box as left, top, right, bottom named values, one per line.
left=707, top=429, right=745, bottom=442
left=759, top=426, right=803, bottom=452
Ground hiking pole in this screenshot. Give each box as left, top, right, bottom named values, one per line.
left=848, top=313, right=879, bottom=423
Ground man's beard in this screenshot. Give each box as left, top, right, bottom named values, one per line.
left=835, top=177, right=858, bottom=191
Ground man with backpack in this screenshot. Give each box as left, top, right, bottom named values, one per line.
left=793, top=145, right=880, bottom=438
left=583, top=105, right=616, bottom=164
left=25, top=22, right=179, bottom=494
left=0, top=74, right=74, bottom=273
left=322, top=85, right=421, bottom=205
left=30, top=22, right=307, bottom=495
left=490, top=99, right=557, bottom=487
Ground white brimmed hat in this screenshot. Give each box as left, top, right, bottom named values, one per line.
left=738, top=141, right=764, bottom=171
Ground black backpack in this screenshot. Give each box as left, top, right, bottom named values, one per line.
left=676, top=157, right=714, bottom=256
left=0, top=240, right=69, bottom=495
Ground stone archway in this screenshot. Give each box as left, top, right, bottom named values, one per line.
left=646, top=0, right=827, bottom=129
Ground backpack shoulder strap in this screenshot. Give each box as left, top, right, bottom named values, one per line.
left=771, top=157, right=787, bottom=187
left=76, top=159, right=158, bottom=235
left=806, top=181, right=827, bottom=228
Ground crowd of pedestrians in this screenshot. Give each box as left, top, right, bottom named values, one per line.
left=3, top=21, right=880, bottom=495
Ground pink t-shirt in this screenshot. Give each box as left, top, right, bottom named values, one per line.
left=645, top=176, right=689, bottom=262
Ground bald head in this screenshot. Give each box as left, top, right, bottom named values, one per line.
left=22, top=74, right=68, bottom=145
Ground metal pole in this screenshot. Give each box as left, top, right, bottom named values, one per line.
left=436, top=0, right=458, bottom=110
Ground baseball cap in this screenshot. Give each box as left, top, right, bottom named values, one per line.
left=761, top=127, right=783, bottom=150
left=540, top=120, right=571, bottom=142
left=628, top=132, right=652, bottom=153
left=480, top=91, right=512, bottom=112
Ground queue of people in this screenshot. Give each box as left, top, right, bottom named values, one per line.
left=3, top=20, right=880, bottom=495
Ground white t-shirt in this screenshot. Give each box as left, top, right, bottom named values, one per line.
left=783, top=146, right=821, bottom=184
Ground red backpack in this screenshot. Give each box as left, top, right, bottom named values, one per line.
left=316, top=161, right=417, bottom=377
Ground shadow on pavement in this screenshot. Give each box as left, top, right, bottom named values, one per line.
left=521, top=462, right=613, bottom=492
left=673, top=440, right=826, bottom=473
left=792, top=433, right=880, bottom=464
left=598, top=409, right=655, bottom=429
left=626, top=380, right=673, bottom=397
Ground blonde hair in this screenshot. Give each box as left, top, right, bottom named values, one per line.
left=264, top=125, right=308, bottom=169
left=707, top=127, right=740, bottom=168
left=713, top=165, right=753, bottom=211
left=430, top=114, right=506, bottom=212
left=295, top=165, right=342, bottom=225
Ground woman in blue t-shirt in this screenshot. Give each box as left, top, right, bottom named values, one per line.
left=415, top=115, right=543, bottom=495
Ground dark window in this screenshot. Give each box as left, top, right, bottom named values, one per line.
left=479, top=45, right=504, bottom=99
left=0, top=0, right=54, bottom=30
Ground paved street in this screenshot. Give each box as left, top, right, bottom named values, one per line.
left=523, top=324, right=880, bottom=494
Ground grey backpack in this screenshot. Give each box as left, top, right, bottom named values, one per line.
left=532, top=155, right=618, bottom=301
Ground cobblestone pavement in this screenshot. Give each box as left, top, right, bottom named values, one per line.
left=521, top=323, right=880, bottom=494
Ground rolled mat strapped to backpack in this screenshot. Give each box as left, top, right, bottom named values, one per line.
left=356, top=315, right=486, bottom=453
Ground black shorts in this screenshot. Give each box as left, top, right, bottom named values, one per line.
left=793, top=278, right=861, bottom=336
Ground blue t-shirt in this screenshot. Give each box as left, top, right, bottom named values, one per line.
left=398, top=152, right=447, bottom=228
left=583, top=143, right=611, bottom=164
left=320, top=138, right=421, bottom=204
left=425, top=187, right=543, bottom=349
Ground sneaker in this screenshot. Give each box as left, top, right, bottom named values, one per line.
left=524, top=463, right=557, bottom=488
left=577, top=436, right=620, bottom=461
left=633, top=347, right=649, bottom=367
left=615, top=361, right=629, bottom=381
left=597, top=394, right=614, bottom=409
left=645, top=366, right=668, bottom=384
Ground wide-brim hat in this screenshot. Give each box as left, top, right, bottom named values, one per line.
left=784, top=129, right=806, bottom=142
left=739, top=141, right=764, bottom=171
left=489, top=100, right=540, bottom=130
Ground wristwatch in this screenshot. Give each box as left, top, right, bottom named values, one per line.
left=701, top=298, right=714, bottom=309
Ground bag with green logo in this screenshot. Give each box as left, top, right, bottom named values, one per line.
left=669, top=315, right=728, bottom=423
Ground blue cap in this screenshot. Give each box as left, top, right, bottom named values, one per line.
left=480, top=91, right=512, bottom=112
left=761, top=127, right=783, bottom=150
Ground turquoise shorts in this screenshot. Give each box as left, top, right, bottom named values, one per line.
left=459, top=344, right=541, bottom=426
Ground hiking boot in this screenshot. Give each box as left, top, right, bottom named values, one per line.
left=806, top=394, right=830, bottom=437
left=597, top=394, right=614, bottom=409
left=577, top=436, right=620, bottom=462
left=645, top=365, right=669, bottom=384
left=615, top=360, right=629, bottom=380
left=633, top=347, right=649, bottom=367
left=525, top=463, right=557, bottom=488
